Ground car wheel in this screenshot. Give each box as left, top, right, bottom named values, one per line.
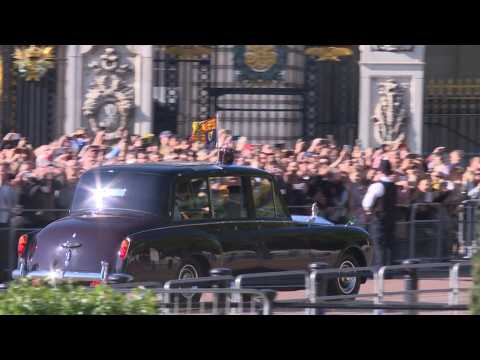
left=328, top=254, right=361, bottom=297
left=176, top=258, right=207, bottom=305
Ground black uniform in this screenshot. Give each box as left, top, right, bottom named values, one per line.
left=368, top=180, right=397, bottom=267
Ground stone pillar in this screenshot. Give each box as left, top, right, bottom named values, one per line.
left=358, top=45, right=426, bottom=154
left=64, top=45, right=153, bottom=137
left=55, top=46, right=67, bottom=137
left=127, top=45, right=153, bottom=135
left=64, top=45, right=83, bottom=136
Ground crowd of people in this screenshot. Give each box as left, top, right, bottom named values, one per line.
left=0, top=127, right=479, bottom=230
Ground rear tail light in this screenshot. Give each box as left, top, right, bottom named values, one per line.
left=17, top=234, right=29, bottom=258
left=119, top=238, right=130, bottom=261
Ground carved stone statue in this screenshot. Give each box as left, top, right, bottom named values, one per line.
left=371, top=45, right=414, bottom=52
left=82, top=47, right=135, bottom=136
left=372, top=79, right=409, bottom=145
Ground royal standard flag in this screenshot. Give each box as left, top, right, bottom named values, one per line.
left=192, top=117, right=217, bottom=146
left=191, top=121, right=206, bottom=143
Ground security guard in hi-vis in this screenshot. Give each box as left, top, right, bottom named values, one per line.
left=362, top=159, right=398, bottom=267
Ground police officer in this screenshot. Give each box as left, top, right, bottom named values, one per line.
left=362, top=159, right=397, bottom=267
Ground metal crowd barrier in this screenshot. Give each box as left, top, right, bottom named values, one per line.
left=407, top=203, right=444, bottom=260
left=271, top=260, right=472, bottom=315
left=373, top=260, right=472, bottom=315
left=153, top=288, right=276, bottom=315
left=150, top=259, right=473, bottom=315
left=458, top=200, right=480, bottom=258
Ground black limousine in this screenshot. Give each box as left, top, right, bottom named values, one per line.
left=12, top=163, right=373, bottom=296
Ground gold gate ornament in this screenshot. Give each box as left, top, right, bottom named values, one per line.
left=13, top=45, right=55, bottom=81
left=244, top=45, right=278, bottom=72
left=165, top=45, right=213, bottom=60
left=305, top=46, right=353, bottom=62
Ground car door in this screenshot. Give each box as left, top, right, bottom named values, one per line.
left=307, top=225, right=345, bottom=266
left=129, top=176, right=223, bottom=283
left=251, top=176, right=311, bottom=272
left=208, top=175, right=261, bottom=274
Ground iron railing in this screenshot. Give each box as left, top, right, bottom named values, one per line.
left=155, top=260, right=473, bottom=315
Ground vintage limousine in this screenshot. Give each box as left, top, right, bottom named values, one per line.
left=12, top=163, right=373, bottom=296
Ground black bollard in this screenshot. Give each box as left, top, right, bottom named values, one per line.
left=403, top=259, right=420, bottom=315
left=210, top=268, right=232, bottom=314
left=308, top=263, right=330, bottom=315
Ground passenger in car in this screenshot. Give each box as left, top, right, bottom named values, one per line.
left=173, top=182, right=191, bottom=221
left=223, top=186, right=244, bottom=219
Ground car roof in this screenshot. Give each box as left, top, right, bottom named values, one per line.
left=91, top=162, right=273, bottom=178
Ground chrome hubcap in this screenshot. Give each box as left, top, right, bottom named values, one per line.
left=337, top=260, right=357, bottom=295
left=178, top=265, right=199, bottom=301
left=179, top=265, right=199, bottom=280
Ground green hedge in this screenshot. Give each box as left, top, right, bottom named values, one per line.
left=0, top=279, right=157, bottom=315
left=472, top=254, right=480, bottom=315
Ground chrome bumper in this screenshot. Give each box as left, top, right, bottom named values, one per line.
left=12, top=270, right=133, bottom=283
left=12, top=260, right=133, bottom=284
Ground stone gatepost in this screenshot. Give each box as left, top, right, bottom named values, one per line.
left=358, top=45, right=426, bottom=154
left=64, top=45, right=153, bottom=137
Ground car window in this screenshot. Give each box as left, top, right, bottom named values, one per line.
left=173, top=178, right=211, bottom=221
left=209, top=176, right=248, bottom=220
left=251, top=177, right=276, bottom=219
left=72, top=171, right=169, bottom=217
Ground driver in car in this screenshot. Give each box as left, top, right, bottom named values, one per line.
left=173, top=180, right=210, bottom=221
left=173, top=182, right=191, bottom=221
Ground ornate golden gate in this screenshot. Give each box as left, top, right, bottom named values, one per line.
left=0, top=45, right=57, bottom=147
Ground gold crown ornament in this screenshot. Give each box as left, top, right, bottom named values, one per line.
left=305, top=46, right=354, bottom=62
left=165, top=45, right=213, bottom=60
left=13, top=45, right=55, bottom=81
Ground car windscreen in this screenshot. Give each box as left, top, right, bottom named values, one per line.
left=71, top=171, right=170, bottom=217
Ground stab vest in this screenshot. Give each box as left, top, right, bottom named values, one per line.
left=373, top=181, right=397, bottom=217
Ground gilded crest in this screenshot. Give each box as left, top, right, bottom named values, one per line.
left=13, top=45, right=55, bottom=81
left=244, top=45, right=278, bottom=72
